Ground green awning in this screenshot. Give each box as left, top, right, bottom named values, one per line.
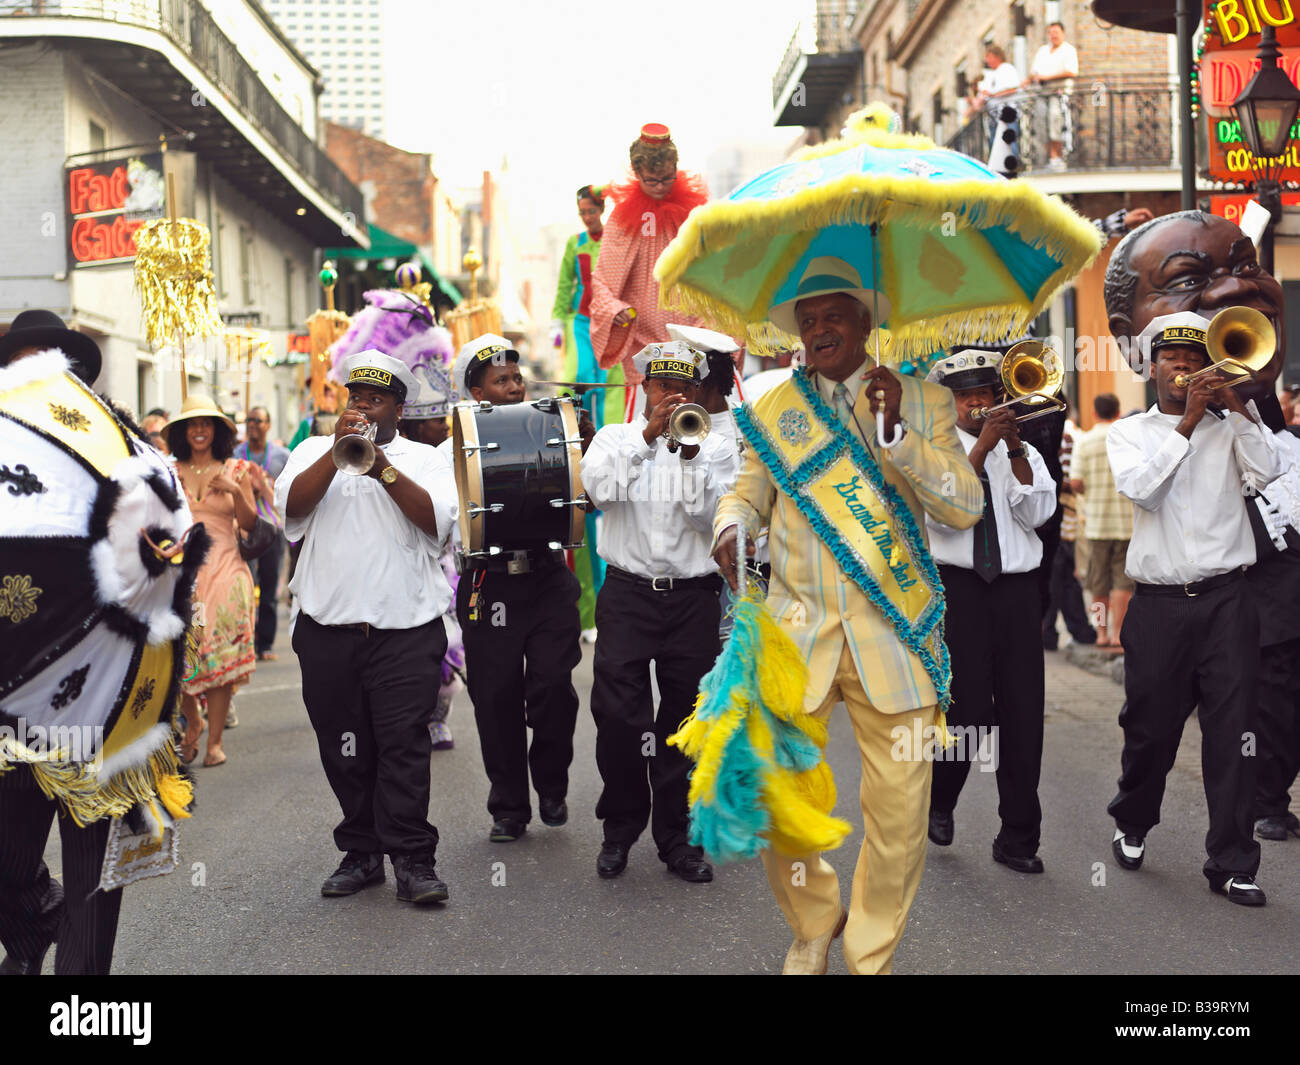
left=324, top=223, right=461, bottom=306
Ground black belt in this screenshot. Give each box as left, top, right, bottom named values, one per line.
left=1135, top=567, right=1245, bottom=598
left=606, top=565, right=721, bottom=593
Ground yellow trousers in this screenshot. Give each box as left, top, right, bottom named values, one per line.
left=761, top=645, right=936, bottom=975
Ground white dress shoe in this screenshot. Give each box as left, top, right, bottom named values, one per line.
left=1211, top=876, right=1266, bottom=907
left=781, top=909, right=848, bottom=975
left=1112, top=828, right=1144, bottom=870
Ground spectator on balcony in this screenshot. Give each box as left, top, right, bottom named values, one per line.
left=966, top=44, right=1021, bottom=148
left=1025, top=21, right=1080, bottom=171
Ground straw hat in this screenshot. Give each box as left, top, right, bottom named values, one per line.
left=162, top=394, right=238, bottom=446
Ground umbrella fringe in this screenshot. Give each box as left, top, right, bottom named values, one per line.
left=657, top=176, right=1102, bottom=358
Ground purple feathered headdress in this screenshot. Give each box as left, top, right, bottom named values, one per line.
left=329, top=289, right=455, bottom=412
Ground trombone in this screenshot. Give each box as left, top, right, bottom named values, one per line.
left=1172, top=307, right=1275, bottom=389
left=971, top=340, right=1067, bottom=424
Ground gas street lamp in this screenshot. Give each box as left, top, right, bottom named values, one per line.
left=1230, top=24, right=1300, bottom=274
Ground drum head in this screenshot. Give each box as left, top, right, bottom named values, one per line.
left=451, top=403, right=485, bottom=553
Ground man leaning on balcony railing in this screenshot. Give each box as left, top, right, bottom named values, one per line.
left=1023, top=21, right=1079, bottom=171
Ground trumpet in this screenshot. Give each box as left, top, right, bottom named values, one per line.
left=1173, top=307, right=1275, bottom=389
left=332, top=418, right=379, bottom=475
left=665, top=403, right=710, bottom=452
left=971, top=340, right=1067, bottom=424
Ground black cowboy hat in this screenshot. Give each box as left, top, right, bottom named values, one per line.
left=0, top=310, right=102, bottom=383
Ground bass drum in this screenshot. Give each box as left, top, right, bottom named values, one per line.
left=452, top=396, right=586, bottom=557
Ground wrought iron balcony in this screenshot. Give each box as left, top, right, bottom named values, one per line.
left=772, top=0, right=864, bottom=128
left=0, top=0, right=365, bottom=245
left=947, top=83, right=1180, bottom=175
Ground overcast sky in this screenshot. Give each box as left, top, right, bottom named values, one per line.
left=382, top=0, right=809, bottom=228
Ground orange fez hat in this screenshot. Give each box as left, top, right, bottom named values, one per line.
left=639, top=123, right=671, bottom=142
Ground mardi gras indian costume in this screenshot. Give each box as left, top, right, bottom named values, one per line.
left=0, top=350, right=206, bottom=974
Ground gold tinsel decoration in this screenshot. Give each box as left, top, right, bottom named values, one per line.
left=445, top=248, right=503, bottom=352
left=305, top=309, right=350, bottom=413
left=133, top=218, right=224, bottom=348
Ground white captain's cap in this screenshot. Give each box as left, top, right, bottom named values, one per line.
left=1136, top=311, right=1211, bottom=352
left=926, top=349, right=1003, bottom=391
left=340, top=349, right=420, bottom=403
left=454, top=333, right=519, bottom=398
left=666, top=323, right=739, bottom=354
left=631, top=340, right=706, bottom=383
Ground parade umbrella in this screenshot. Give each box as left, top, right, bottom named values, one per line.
left=656, top=104, right=1102, bottom=378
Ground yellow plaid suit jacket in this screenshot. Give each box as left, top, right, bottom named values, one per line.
left=715, top=370, right=983, bottom=714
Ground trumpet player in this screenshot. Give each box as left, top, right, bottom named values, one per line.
left=924, top=351, right=1057, bottom=872
left=1103, top=312, right=1281, bottom=905
left=579, top=341, right=739, bottom=883
left=275, top=350, right=459, bottom=905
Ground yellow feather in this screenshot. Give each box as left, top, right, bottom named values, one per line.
left=157, top=772, right=193, bottom=821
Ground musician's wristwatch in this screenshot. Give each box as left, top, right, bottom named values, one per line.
left=1006, top=446, right=1027, bottom=459
left=379, top=465, right=398, bottom=486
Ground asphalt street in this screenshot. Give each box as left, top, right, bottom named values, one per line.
left=41, top=612, right=1300, bottom=975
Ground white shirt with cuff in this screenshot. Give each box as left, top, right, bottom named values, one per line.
left=1106, top=405, right=1282, bottom=585
left=926, top=429, right=1057, bottom=573
left=581, top=414, right=739, bottom=579
left=275, top=433, right=457, bottom=627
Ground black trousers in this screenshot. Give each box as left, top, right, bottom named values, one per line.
left=1108, top=579, right=1261, bottom=881
left=932, top=566, right=1045, bottom=856
left=590, top=573, right=721, bottom=862
left=1255, top=635, right=1300, bottom=819
left=292, top=613, right=446, bottom=857
left=0, top=768, right=121, bottom=974
left=455, top=561, right=581, bottom=823
left=1042, top=538, right=1096, bottom=647
left=253, top=534, right=285, bottom=655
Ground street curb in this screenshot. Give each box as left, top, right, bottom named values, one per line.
left=1062, top=642, right=1125, bottom=686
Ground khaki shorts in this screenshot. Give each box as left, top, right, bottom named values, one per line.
left=1084, top=538, right=1135, bottom=597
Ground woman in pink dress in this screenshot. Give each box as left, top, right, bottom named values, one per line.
left=164, top=396, right=257, bottom=767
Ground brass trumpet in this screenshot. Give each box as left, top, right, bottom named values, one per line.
left=665, top=403, right=710, bottom=452
left=332, top=419, right=378, bottom=475
left=1173, top=307, right=1275, bottom=389
left=971, top=340, right=1067, bottom=423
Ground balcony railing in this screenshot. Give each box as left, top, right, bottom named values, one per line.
left=947, top=84, right=1179, bottom=174
left=771, top=0, right=863, bottom=109
left=0, top=0, right=364, bottom=225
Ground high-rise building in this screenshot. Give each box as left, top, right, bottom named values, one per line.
left=262, top=0, right=387, bottom=140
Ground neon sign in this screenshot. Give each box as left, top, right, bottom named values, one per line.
left=64, top=153, right=166, bottom=268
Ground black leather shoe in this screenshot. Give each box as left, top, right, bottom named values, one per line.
left=928, top=810, right=954, bottom=847
left=393, top=852, right=449, bottom=904
left=597, top=841, right=629, bottom=878
left=539, top=797, right=568, bottom=827
left=992, top=838, right=1044, bottom=874
left=1211, top=875, right=1266, bottom=907
left=489, top=818, right=526, bottom=842
left=666, top=853, right=714, bottom=883
left=1111, top=828, right=1145, bottom=870
left=1255, top=815, right=1290, bottom=841
left=1287, top=811, right=1300, bottom=837
left=0, top=944, right=50, bottom=975
left=321, top=851, right=384, bottom=897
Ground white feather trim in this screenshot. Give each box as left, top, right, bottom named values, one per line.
left=147, top=611, right=185, bottom=644
left=91, top=538, right=125, bottom=605
left=0, top=348, right=71, bottom=391
left=96, top=721, right=174, bottom=781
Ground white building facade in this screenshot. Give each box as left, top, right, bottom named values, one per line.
left=0, top=0, right=367, bottom=435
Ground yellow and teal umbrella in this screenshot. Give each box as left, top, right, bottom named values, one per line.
left=656, top=105, right=1103, bottom=370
